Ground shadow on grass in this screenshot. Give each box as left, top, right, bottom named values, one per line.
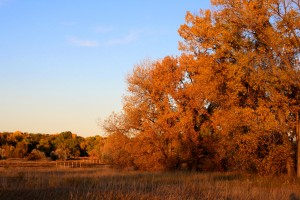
left=0, top=189, right=70, bottom=200
left=290, top=193, right=300, bottom=200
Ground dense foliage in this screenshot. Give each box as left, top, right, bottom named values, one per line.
left=0, top=131, right=106, bottom=161
left=103, top=0, right=300, bottom=176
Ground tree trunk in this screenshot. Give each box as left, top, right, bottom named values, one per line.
left=287, top=156, right=295, bottom=177
left=297, top=113, right=300, bottom=177
left=297, top=141, right=300, bottom=177
left=284, top=130, right=296, bottom=177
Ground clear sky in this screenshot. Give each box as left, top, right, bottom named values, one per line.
left=0, top=0, right=211, bottom=137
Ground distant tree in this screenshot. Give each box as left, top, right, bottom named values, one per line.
left=0, top=145, right=15, bottom=159
left=37, top=137, right=54, bottom=157
left=84, top=136, right=106, bottom=158
left=14, top=140, right=28, bottom=158
left=52, top=131, right=82, bottom=158
left=50, top=149, right=67, bottom=161
left=27, top=149, right=46, bottom=161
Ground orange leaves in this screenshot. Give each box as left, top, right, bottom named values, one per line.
left=103, top=0, right=300, bottom=174
left=178, top=10, right=216, bottom=54
left=212, top=107, right=255, bottom=135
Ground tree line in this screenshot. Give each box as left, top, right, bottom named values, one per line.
left=0, top=131, right=107, bottom=161
left=102, top=0, right=300, bottom=176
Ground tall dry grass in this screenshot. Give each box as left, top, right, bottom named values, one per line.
left=0, top=165, right=300, bottom=199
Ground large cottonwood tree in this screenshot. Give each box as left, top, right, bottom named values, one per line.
left=103, top=0, right=300, bottom=175
left=178, top=0, right=300, bottom=175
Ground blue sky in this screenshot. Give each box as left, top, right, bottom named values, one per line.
left=0, top=0, right=211, bottom=137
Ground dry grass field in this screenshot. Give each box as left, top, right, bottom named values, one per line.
left=0, top=161, right=300, bottom=200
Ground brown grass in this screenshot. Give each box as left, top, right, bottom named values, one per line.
left=0, top=162, right=300, bottom=200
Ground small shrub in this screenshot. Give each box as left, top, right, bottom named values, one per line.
left=50, top=151, right=58, bottom=161
left=50, top=149, right=67, bottom=161
left=27, top=149, right=46, bottom=161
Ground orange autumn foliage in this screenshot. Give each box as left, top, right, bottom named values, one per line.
left=103, top=0, right=300, bottom=175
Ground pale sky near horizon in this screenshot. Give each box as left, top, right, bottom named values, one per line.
left=0, top=0, right=211, bottom=137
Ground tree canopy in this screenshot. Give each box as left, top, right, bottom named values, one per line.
left=103, top=0, right=300, bottom=175
left=0, top=131, right=106, bottom=161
